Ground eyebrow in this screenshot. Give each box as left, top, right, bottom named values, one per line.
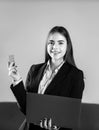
left=49, top=40, right=65, bottom=42
left=58, top=40, right=65, bottom=42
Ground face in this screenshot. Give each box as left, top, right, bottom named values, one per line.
left=47, top=33, right=67, bottom=62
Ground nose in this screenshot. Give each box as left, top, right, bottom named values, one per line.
left=52, top=43, right=58, bottom=49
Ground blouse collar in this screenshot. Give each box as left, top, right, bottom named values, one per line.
left=45, top=60, right=65, bottom=74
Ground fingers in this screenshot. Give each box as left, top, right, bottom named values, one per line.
left=40, top=118, right=52, bottom=129
left=39, top=118, right=59, bottom=130
left=8, top=62, right=22, bottom=82
left=40, top=118, right=49, bottom=129
left=40, top=118, right=48, bottom=129
left=8, top=62, right=17, bottom=76
left=8, top=61, right=15, bottom=68
left=53, top=125, right=60, bottom=130
left=40, top=120, right=43, bottom=128
left=8, top=67, right=17, bottom=76
left=8, top=62, right=17, bottom=70
left=44, top=118, right=48, bottom=129
left=7, top=58, right=22, bottom=83
left=48, top=118, right=52, bottom=129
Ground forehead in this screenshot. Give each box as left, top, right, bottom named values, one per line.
left=48, top=33, right=66, bottom=41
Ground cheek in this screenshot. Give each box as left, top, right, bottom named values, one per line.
left=61, top=45, right=67, bottom=54
left=47, top=45, right=51, bottom=54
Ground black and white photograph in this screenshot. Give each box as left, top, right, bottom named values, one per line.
left=0, top=0, right=99, bottom=130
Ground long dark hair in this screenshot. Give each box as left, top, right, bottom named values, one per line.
left=45, top=26, right=76, bottom=67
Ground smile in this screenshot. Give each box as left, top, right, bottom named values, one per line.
left=51, top=51, right=61, bottom=54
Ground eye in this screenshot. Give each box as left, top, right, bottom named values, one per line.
left=48, top=41, right=54, bottom=45
left=58, top=42, right=64, bottom=45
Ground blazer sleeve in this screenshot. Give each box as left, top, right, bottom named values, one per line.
left=10, top=81, right=26, bottom=115
left=10, top=65, right=35, bottom=115
left=70, top=70, right=85, bottom=99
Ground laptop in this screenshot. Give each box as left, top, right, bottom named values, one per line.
left=26, top=93, right=81, bottom=128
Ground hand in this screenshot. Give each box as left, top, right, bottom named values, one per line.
left=8, top=61, right=22, bottom=83
left=39, top=118, right=60, bottom=130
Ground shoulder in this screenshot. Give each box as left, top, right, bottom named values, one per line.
left=26, top=62, right=46, bottom=80
left=28, top=62, right=46, bottom=73
left=30, top=62, right=45, bottom=70
left=65, top=62, right=84, bottom=78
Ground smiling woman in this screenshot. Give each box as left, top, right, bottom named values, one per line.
left=8, top=26, right=85, bottom=130
left=47, top=33, right=67, bottom=67
left=45, top=26, right=76, bottom=67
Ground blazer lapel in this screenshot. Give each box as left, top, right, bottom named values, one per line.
left=33, top=63, right=47, bottom=93
left=44, top=61, right=71, bottom=94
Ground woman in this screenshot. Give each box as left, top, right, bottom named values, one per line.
left=8, top=26, right=85, bottom=130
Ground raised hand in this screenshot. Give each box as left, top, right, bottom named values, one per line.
left=8, top=56, right=22, bottom=83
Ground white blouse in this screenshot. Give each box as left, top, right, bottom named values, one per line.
left=38, top=60, right=64, bottom=94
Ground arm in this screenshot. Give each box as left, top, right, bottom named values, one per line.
left=59, top=71, right=85, bottom=130
left=10, top=81, right=26, bottom=115
left=70, top=70, right=85, bottom=99
left=10, top=65, right=34, bottom=115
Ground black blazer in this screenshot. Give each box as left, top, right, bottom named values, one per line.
left=10, top=61, right=85, bottom=130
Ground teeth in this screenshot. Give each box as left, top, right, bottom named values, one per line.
left=50, top=50, right=60, bottom=54
left=52, top=51, right=58, bottom=53
left=53, top=52, right=60, bottom=54
left=51, top=51, right=59, bottom=53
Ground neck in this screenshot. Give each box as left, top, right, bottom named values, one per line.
left=50, top=58, right=64, bottom=70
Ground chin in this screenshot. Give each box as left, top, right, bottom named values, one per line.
left=52, top=57, right=61, bottom=61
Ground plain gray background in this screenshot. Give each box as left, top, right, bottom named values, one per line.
left=0, top=0, right=99, bottom=104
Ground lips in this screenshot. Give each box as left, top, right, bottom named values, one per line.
left=51, top=50, right=60, bottom=54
